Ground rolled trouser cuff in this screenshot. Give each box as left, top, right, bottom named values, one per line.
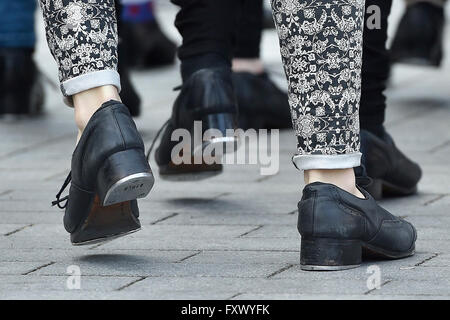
left=292, top=153, right=362, bottom=171
left=61, top=70, right=121, bottom=107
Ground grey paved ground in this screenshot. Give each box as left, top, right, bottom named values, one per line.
left=0, top=2, right=449, bottom=300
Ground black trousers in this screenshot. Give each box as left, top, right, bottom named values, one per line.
left=172, top=0, right=391, bottom=131
left=171, top=0, right=262, bottom=61
left=361, top=0, right=392, bottom=131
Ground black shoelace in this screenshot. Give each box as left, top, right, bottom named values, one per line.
left=51, top=172, right=72, bottom=209
left=146, top=119, right=170, bottom=161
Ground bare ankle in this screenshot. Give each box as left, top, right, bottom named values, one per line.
left=73, top=85, right=121, bottom=132
left=232, top=58, right=265, bottom=75
left=304, top=168, right=364, bottom=199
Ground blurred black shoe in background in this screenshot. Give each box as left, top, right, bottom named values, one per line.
left=122, top=21, right=177, bottom=70
left=154, top=68, right=239, bottom=181
left=0, top=48, right=44, bottom=117
left=232, top=72, right=291, bottom=130
left=360, top=129, right=422, bottom=200
left=390, top=2, right=445, bottom=67
left=118, top=41, right=141, bottom=117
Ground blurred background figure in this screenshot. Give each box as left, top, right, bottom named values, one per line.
left=231, top=0, right=291, bottom=130
left=0, top=0, right=177, bottom=118
left=118, top=0, right=177, bottom=70
left=0, top=0, right=45, bottom=117
left=117, top=0, right=291, bottom=128
left=391, top=0, right=446, bottom=66
left=117, top=0, right=177, bottom=117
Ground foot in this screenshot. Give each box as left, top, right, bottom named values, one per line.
left=52, top=101, right=154, bottom=245
left=232, top=72, right=291, bottom=130
left=390, top=2, right=444, bottom=67
left=154, top=68, right=239, bottom=180
left=359, top=129, right=422, bottom=199
left=121, top=21, right=176, bottom=69
left=298, top=182, right=417, bottom=271
left=0, top=48, right=45, bottom=116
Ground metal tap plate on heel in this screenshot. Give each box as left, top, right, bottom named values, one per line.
left=97, top=149, right=155, bottom=206
left=158, top=136, right=239, bottom=181
left=102, top=172, right=154, bottom=206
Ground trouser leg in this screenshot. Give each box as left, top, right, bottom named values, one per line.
left=271, top=0, right=365, bottom=170
left=234, top=0, right=263, bottom=59
left=359, top=0, right=392, bottom=137
left=39, top=0, right=120, bottom=100
left=171, top=0, right=240, bottom=81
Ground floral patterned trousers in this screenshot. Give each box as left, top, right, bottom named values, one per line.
left=39, top=0, right=120, bottom=102
left=271, top=0, right=365, bottom=170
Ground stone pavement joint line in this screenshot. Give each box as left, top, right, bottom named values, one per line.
left=238, top=226, right=263, bottom=237
left=364, top=280, right=393, bottom=295
left=150, top=213, right=179, bottom=225
left=4, top=224, right=34, bottom=236
left=177, top=251, right=202, bottom=263
left=423, top=195, right=448, bottom=206
left=415, top=253, right=440, bottom=267
left=266, top=264, right=295, bottom=279
left=22, top=262, right=56, bottom=276
left=116, top=277, right=148, bottom=291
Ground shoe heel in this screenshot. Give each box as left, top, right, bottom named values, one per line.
left=365, top=178, right=383, bottom=200
left=300, top=238, right=361, bottom=271
left=97, top=149, right=154, bottom=206
left=193, top=113, right=239, bottom=157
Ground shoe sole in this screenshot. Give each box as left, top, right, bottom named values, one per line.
left=159, top=136, right=238, bottom=182
left=300, top=238, right=415, bottom=271
left=71, top=198, right=141, bottom=246
left=159, top=169, right=223, bottom=181
left=72, top=227, right=141, bottom=246
left=300, top=264, right=361, bottom=271
left=367, top=178, right=418, bottom=200
left=381, top=179, right=418, bottom=197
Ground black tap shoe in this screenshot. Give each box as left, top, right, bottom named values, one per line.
left=298, top=182, right=417, bottom=271
left=121, top=21, right=176, bottom=70
left=360, top=129, right=422, bottom=199
left=152, top=68, right=239, bottom=181
left=52, top=101, right=154, bottom=245
left=390, top=2, right=444, bottom=67
left=232, top=72, right=291, bottom=130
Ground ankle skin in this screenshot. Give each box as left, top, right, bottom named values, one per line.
left=73, top=85, right=121, bottom=135
left=304, top=168, right=364, bottom=199
left=232, top=58, right=265, bottom=75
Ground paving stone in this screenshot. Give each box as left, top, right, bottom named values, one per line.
left=0, top=1, right=449, bottom=299
left=0, top=275, right=140, bottom=294
left=35, top=261, right=285, bottom=278
left=370, top=279, right=450, bottom=296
